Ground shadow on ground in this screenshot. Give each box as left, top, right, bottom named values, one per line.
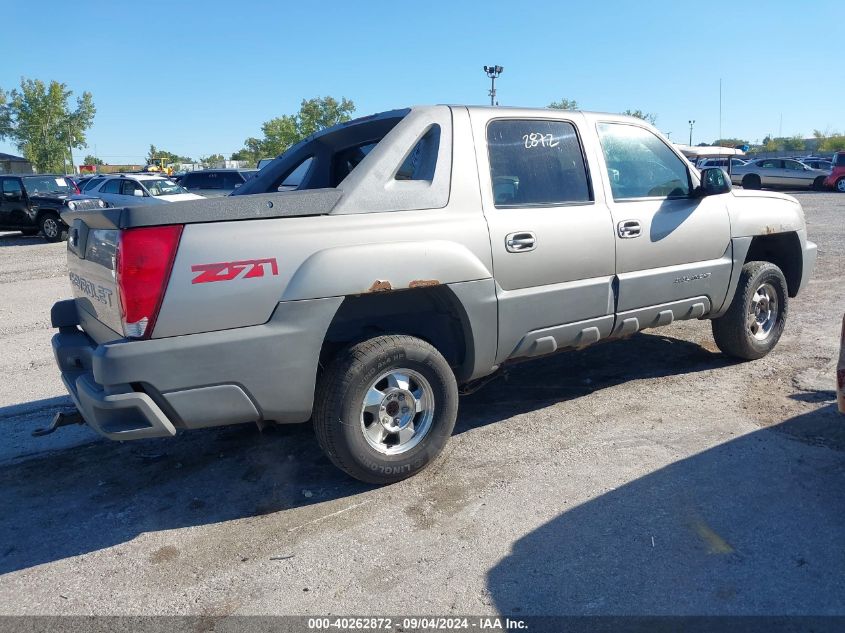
left=0, top=333, right=771, bottom=576
left=0, top=232, right=44, bottom=247
left=487, top=403, right=845, bottom=615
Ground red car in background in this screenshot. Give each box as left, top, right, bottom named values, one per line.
left=824, top=151, right=845, bottom=192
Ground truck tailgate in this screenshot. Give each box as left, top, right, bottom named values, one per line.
left=66, top=220, right=123, bottom=336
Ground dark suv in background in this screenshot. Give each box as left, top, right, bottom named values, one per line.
left=824, top=152, right=845, bottom=192
left=179, top=168, right=258, bottom=198
left=0, top=174, right=105, bottom=242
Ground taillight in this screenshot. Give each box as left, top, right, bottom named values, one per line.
left=116, top=225, right=183, bottom=339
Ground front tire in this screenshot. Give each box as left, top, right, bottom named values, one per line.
left=742, top=174, right=761, bottom=190
left=313, top=335, right=458, bottom=484
left=38, top=212, right=68, bottom=242
left=836, top=177, right=845, bottom=193
left=813, top=176, right=826, bottom=191
left=711, top=261, right=788, bottom=360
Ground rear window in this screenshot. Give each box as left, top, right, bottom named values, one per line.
left=487, top=119, right=591, bottom=207
left=835, top=153, right=845, bottom=167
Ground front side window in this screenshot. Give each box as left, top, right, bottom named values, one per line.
left=120, top=180, right=144, bottom=196
left=144, top=179, right=185, bottom=196
left=487, top=119, right=591, bottom=207
left=597, top=123, right=690, bottom=200
left=759, top=160, right=781, bottom=169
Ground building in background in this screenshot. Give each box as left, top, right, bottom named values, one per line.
left=0, top=153, right=34, bottom=174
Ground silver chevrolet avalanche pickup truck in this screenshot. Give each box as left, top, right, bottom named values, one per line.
left=51, top=106, right=817, bottom=483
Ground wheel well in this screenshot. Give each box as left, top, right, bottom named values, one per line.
left=745, top=232, right=802, bottom=297
left=320, top=286, right=470, bottom=374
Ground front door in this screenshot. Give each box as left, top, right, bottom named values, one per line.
left=471, top=113, right=617, bottom=363
left=594, top=121, right=732, bottom=333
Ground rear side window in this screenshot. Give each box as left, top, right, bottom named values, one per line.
left=395, top=125, right=440, bottom=181
left=83, top=177, right=104, bottom=191
left=487, top=119, right=591, bottom=207
left=597, top=123, right=690, bottom=200
left=835, top=153, right=845, bottom=167
left=101, top=179, right=121, bottom=194
left=279, top=156, right=314, bottom=191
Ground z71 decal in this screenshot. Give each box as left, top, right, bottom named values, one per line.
left=191, top=258, right=279, bottom=284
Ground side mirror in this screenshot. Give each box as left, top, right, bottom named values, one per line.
left=133, top=189, right=144, bottom=197
left=698, top=167, right=731, bottom=196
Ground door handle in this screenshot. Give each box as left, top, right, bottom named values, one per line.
left=505, top=231, right=537, bottom=253
left=617, top=220, right=641, bottom=239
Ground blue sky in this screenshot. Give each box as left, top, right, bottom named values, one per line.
left=3, top=0, right=842, bottom=164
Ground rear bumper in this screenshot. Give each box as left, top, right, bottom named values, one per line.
left=51, top=297, right=342, bottom=440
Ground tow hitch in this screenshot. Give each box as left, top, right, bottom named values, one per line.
left=32, top=410, right=85, bottom=437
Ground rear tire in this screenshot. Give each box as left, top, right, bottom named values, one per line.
left=742, top=174, right=761, bottom=190
left=313, top=334, right=458, bottom=484
left=836, top=177, right=845, bottom=193
left=38, top=212, right=68, bottom=242
left=711, top=261, right=788, bottom=360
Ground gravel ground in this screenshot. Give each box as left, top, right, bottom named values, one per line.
left=0, top=192, right=843, bottom=617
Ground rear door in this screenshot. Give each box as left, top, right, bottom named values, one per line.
left=594, top=121, right=732, bottom=331
left=757, top=159, right=784, bottom=186
left=471, top=112, right=617, bottom=362
left=0, top=177, right=29, bottom=227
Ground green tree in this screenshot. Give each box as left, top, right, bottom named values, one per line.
left=235, top=96, right=356, bottom=164
left=0, top=78, right=95, bottom=173
left=146, top=144, right=192, bottom=166
left=199, top=153, right=224, bottom=165
left=547, top=98, right=579, bottom=111
left=821, top=135, right=845, bottom=152
left=782, top=135, right=805, bottom=151
left=623, top=109, right=657, bottom=125
left=83, top=154, right=104, bottom=165
left=712, top=138, right=749, bottom=148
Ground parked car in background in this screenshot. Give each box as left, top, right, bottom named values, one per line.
left=731, top=158, right=829, bottom=190
left=0, top=174, right=105, bottom=241
left=85, top=174, right=204, bottom=206
left=823, top=151, right=845, bottom=193
left=797, top=158, right=832, bottom=172
left=697, top=157, right=748, bottom=172
left=180, top=168, right=258, bottom=197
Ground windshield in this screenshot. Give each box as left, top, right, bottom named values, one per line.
left=143, top=179, right=187, bottom=196
left=22, top=176, right=75, bottom=195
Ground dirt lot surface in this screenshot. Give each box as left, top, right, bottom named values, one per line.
left=0, top=192, right=843, bottom=616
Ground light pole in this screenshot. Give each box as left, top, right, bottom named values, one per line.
left=484, top=65, right=503, bottom=106
left=688, top=120, right=695, bottom=146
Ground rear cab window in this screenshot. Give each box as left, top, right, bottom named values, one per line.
left=486, top=119, right=592, bottom=206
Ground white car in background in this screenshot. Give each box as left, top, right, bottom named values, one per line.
left=85, top=174, right=204, bottom=206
